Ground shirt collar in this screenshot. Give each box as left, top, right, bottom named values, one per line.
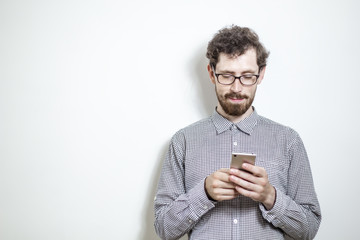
left=211, top=107, right=259, bottom=135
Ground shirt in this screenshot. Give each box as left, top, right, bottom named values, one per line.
left=154, top=109, right=321, bottom=240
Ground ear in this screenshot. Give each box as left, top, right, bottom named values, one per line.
left=207, top=64, right=216, bottom=84
left=256, top=66, right=266, bottom=85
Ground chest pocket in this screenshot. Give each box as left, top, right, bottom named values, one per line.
left=255, top=153, right=289, bottom=191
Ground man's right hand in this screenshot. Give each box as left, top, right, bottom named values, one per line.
left=205, top=168, right=239, bottom=201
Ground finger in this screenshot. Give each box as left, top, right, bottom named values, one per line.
left=218, top=168, right=231, bottom=173
left=211, top=173, right=236, bottom=188
left=213, top=188, right=239, bottom=196
left=216, top=194, right=239, bottom=201
left=233, top=168, right=258, bottom=184
left=229, top=175, right=258, bottom=191
left=213, top=180, right=237, bottom=189
left=242, top=164, right=265, bottom=177
left=213, top=170, right=232, bottom=183
left=230, top=168, right=256, bottom=184
left=212, top=189, right=239, bottom=201
left=235, top=185, right=258, bottom=199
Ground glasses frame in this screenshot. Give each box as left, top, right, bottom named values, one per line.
left=212, top=66, right=260, bottom=86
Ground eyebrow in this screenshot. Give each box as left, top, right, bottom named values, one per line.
left=217, top=68, right=257, bottom=75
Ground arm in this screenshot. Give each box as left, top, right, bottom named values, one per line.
left=259, top=133, right=322, bottom=239
left=154, top=132, right=239, bottom=239
left=153, top=132, right=216, bottom=240
left=229, top=133, right=321, bottom=239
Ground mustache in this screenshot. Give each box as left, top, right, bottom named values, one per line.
left=224, top=93, right=249, bottom=99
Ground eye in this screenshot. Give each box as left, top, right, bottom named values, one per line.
left=242, top=74, right=255, bottom=80
left=221, top=74, right=233, bottom=79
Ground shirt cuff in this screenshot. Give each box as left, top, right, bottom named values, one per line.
left=186, top=178, right=216, bottom=221
left=259, top=186, right=286, bottom=228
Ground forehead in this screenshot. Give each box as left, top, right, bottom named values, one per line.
left=216, top=49, right=258, bottom=72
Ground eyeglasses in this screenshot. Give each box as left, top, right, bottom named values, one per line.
left=214, top=72, right=260, bottom=86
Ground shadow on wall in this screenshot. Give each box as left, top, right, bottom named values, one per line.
left=190, top=44, right=218, bottom=117
left=138, top=142, right=168, bottom=240
left=138, top=45, right=216, bottom=240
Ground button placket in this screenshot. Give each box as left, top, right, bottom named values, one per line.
left=231, top=125, right=240, bottom=153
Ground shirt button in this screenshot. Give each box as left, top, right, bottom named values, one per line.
left=203, top=205, right=208, bottom=210
left=233, top=219, right=238, bottom=224
left=189, top=219, right=193, bottom=223
left=233, top=142, right=237, bottom=146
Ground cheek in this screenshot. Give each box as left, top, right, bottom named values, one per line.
left=245, top=86, right=257, bottom=97
left=216, top=85, right=230, bottom=95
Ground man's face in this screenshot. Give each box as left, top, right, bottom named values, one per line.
left=208, top=49, right=265, bottom=120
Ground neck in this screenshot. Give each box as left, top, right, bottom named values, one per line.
left=216, top=105, right=254, bottom=123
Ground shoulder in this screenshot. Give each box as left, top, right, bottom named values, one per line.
left=171, top=116, right=213, bottom=143
left=256, top=115, right=301, bottom=144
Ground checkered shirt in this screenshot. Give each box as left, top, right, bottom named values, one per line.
left=154, top=109, right=321, bottom=240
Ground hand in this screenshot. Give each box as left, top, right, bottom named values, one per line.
left=205, top=168, right=239, bottom=201
left=229, top=164, right=276, bottom=210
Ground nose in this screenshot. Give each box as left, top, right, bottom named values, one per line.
left=230, top=78, right=243, bottom=93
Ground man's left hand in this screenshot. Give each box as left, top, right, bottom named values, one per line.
left=229, top=164, right=276, bottom=210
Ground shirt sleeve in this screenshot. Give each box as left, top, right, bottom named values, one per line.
left=259, top=132, right=322, bottom=240
left=154, top=131, right=216, bottom=240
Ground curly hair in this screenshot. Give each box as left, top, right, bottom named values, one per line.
left=206, top=25, right=269, bottom=70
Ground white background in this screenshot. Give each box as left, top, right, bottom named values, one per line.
left=1, top=0, right=359, bottom=239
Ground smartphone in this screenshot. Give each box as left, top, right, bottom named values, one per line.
left=230, top=152, right=256, bottom=170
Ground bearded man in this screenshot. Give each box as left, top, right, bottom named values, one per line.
left=154, top=25, right=321, bottom=240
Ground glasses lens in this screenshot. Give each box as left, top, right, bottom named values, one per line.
left=241, top=75, right=257, bottom=85
left=218, top=74, right=234, bottom=85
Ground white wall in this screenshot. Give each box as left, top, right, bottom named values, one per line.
left=1, top=0, right=359, bottom=239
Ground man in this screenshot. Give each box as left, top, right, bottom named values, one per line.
left=154, top=25, right=321, bottom=240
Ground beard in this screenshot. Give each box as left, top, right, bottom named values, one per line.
left=216, top=87, right=256, bottom=117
